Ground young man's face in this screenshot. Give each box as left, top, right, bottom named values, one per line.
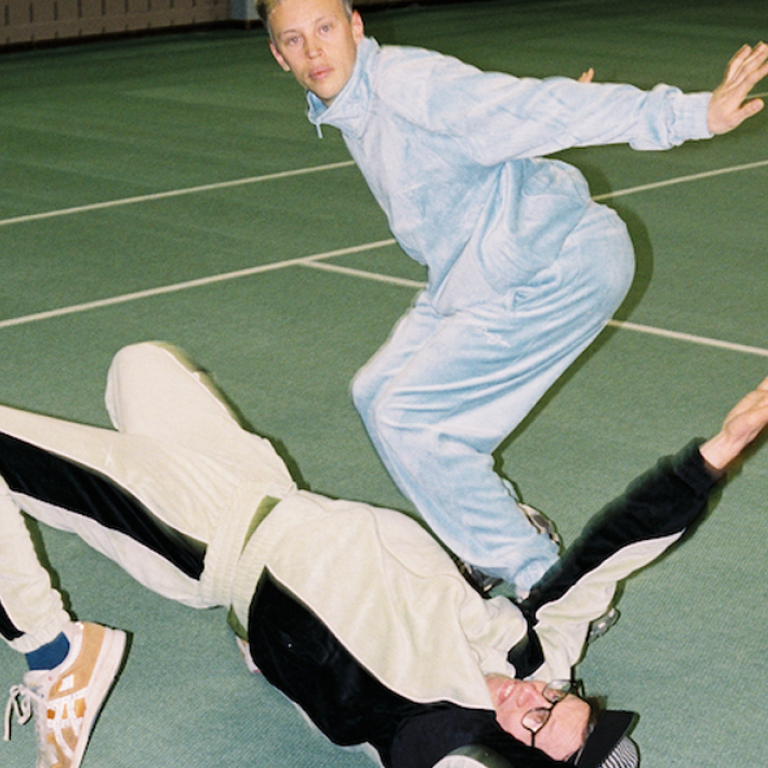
left=268, top=0, right=364, bottom=106
left=485, top=676, right=590, bottom=761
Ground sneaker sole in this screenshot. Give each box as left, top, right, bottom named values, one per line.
left=587, top=607, right=620, bottom=644
left=70, top=627, right=128, bottom=768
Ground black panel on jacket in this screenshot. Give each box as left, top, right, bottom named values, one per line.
left=505, top=620, right=545, bottom=678
left=247, top=570, right=566, bottom=768
left=391, top=707, right=568, bottom=768
left=521, top=440, right=718, bottom=619
left=0, top=599, right=23, bottom=641
left=0, top=430, right=206, bottom=579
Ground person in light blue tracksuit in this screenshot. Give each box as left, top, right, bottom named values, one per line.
left=261, top=0, right=768, bottom=596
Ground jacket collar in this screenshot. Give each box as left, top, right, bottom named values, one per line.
left=306, top=36, right=379, bottom=138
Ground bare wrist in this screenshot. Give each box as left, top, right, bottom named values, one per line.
left=699, top=432, right=740, bottom=471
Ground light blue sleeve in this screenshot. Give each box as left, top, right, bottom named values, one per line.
left=378, top=48, right=713, bottom=163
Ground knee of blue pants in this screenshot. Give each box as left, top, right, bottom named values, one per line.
left=361, top=375, right=430, bottom=441
left=350, top=361, right=383, bottom=431
left=597, top=242, right=635, bottom=315
left=576, top=208, right=636, bottom=319
left=361, top=384, right=448, bottom=498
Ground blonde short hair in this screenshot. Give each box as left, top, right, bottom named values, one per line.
left=256, top=0, right=354, bottom=27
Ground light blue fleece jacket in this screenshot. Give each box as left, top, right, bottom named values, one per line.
left=305, top=37, right=713, bottom=592
left=307, top=37, right=712, bottom=309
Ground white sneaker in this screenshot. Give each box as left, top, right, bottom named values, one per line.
left=454, top=558, right=505, bottom=596
left=517, top=502, right=562, bottom=548
left=587, top=606, right=621, bottom=644
left=4, top=622, right=127, bottom=768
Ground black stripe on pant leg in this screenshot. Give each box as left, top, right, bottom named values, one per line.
left=0, top=431, right=206, bottom=579
left=0, top=599, right=23, bottom=641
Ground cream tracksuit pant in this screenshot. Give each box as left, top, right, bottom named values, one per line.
left=0, top=341, right=294, bottom=654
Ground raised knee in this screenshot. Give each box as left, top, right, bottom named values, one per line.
left=368, top=392, right=431, bottom=454
left=350, top=363, right=383, bottom=419
left=105, top=342, right=198, bottom=427
left=610, top=245, right=636, bottom=297
left=582, top=241, right=635, bottom=320
left=110, top=340, right=177, bottom=369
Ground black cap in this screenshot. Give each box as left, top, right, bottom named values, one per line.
left=574, top=710, right=638, bottom=768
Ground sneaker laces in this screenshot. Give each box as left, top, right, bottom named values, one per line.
left=4, top=679, right=73, bottom=766
left=4, top=682, right=36, bottom=742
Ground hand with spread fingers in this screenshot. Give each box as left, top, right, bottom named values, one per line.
left=708, top=42, right=768, bottom=134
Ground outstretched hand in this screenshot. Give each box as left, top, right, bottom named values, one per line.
left=700, top=375, right=768, bottom=470
left=708, top=42, right=768, bottom=135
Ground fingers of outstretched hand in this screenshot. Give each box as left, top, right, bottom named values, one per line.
left=708, top=41, right=768, bottom=134
left=701, top=379, right=768, bottom=470
left=725, top=42, right=768, bottom=83
left=723, top=381, right=768, bottom=442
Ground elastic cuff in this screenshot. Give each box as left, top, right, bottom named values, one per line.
left=674, top=439, right=724, bottom=493
left=670, top=90, right=714, bottom=140
left=5, top=614, right=73, bottom=655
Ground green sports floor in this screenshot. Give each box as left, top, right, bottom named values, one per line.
left=1, top=0, right=767, bottom=765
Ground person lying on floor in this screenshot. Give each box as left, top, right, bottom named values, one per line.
left=2, top=341, right=767, bottom=768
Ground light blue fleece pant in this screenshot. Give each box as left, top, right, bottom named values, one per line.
left=352, top=204, right=635, bottom=594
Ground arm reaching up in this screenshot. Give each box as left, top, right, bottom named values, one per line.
left=515, top=374, right=768, bottom=678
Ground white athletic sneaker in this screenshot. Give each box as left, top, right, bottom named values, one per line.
left=587, top=606, right=621, bottom=644
left=4, top=622, right=127, bottom=768
left=517, top=502, right=562, bottom=548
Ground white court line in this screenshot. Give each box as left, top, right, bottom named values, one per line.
left=0, top=239, right=395, bottom=330
left=0, top=161, right=356, bottom=228
left=299, top=261, right=768, bottom=358
left=1, top=158, right=767, bottom=358
left=591, top=158, right=768, bottom=201
left=606, top=319, right=768, bottom=358
left=298, top=257, right=423, bottom=288
left=1, top=156, right=766, bottom=227
left=2, top=234, right=766, bottom=358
